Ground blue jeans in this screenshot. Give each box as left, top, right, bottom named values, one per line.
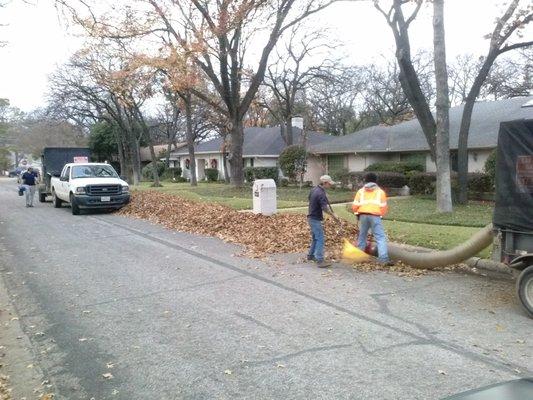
left=357, top=214, right=389, bottom=263
left=308, top=218, right=325, bottom=262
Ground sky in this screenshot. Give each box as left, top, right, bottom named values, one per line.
left=0, top=0, right=530, bottom=112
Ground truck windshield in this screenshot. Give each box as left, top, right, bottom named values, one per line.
left=71, top=165, right=118, bottom=179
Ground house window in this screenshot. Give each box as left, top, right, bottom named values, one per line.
left=450, top=151, right=458, bottom=172
left=250, top=158, right=254, bottom=167
left=327, top=155, right=345, bottom=175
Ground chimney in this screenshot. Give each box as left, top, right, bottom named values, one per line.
left=291, top=116, right=304, bottom=130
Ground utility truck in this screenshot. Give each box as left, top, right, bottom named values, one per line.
left=50, top=162, right=130, bottom=215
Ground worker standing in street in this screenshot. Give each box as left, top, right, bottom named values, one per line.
left=21, top=167, right=38, bottom=207
left=307, top=175, right=340, bottom=268
left=352, top=172, right=393, bottom=265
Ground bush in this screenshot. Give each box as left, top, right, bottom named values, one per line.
left=365, top=161, right=424, bottom=174
left=408, top=172, right=437, bottom=195
left=244, top=167, right=279, bottom=183
left=205, top=168, right=219, bottom=182
left=468, top=173, right=493, bottom=193
left=142, top=161, right=167, bottom=180
left=484, top=149, right=497, bottom=187
left=350, top=171, right=407, bottom=189
left=279, top=145, right=307, bottom=181
left=331, top=168, right=351, bottom=188
left=280, top=177, right=289, bottom=187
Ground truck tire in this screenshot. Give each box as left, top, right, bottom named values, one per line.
left=52, top=190, right=62, bottom=208
left=70, top=194, right=80, bottom=215
left=517, top=265, right=533, bottom=318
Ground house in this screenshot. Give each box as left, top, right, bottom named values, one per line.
left=168, top=124, right=336, bottom=181
left=139, top=143, right=187, bottom=167
left=308, top=96, right=533, bottom=180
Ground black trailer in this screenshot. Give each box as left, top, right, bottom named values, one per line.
left=38, top=147, right=90, bottom=202
left=492, top=119, right=533, bottom=317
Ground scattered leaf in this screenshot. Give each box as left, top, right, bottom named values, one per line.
left=224, top=370, right=232, bottom=375
left=102, top=373, right=113, bottom=380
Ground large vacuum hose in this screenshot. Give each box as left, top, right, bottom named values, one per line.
left=388, top=223, right=494, bottom=269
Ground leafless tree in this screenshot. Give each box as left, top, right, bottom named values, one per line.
left=375, top=0, right=453, bottom=212
left=262, top=27, right=337, bottom=145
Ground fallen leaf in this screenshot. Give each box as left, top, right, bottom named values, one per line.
left=224, top=370, right=232, bottom=375
left=438, top=370, right=447, bottom=375
left=102, top=373, right=113, bottom=380
left=78, top=338, right=88, bottom=342
left=106, top=363, right=115, bottom=369
left=276, top=364, right=286, bottom=368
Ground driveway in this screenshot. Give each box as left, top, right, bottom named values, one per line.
left=0, top=178, right=531, bottom=399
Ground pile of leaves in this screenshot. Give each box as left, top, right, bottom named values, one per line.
left=119, top=191, right=359, bottom=258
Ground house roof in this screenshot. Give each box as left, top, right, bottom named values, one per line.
left=310, top=96, right=533, bottom=154
left=172, top=126, right=336, bottom=157
left=140, top=142, right=187, bottom=162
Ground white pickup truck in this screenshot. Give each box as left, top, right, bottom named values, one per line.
left=51, top=163, right=130, bottom=215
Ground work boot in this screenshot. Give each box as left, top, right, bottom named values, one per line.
left=316, top=260, right=332, bottom=268
left=307, top=255, right=316, bottom=262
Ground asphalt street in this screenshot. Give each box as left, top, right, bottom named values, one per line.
left=0, top=178, right=531, bottom=399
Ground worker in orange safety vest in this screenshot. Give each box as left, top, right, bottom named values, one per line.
left=352, top=172, right=392, bottom=265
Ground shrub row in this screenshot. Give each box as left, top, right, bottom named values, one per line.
left=244, top=167, right=278, bottom=183
left=365, top=161, right=425, bottom=174
left=408, top=172, right=494, bottom=195
left=205, top=168, right=219, bottom=182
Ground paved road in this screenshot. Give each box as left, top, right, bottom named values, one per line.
left=0, top=178, right=531, bottom=400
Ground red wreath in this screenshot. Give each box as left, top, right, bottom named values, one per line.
left=185, top=159, right=190, bottom=169
left=210, top=159, right=218, bottom=169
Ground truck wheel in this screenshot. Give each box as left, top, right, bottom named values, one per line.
left=517, top=265, right=533, bottom=318
left=52, top=190, right=62, bottom=208
left=70, top=194, right=80, bottom=215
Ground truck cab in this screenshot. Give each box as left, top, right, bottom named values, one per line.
left=51, top=163, right=130, bottom=215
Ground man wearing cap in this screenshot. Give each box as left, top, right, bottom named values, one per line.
left=352, top=172, right=392, bottom=265
left=21, top=167, right=39, bottom=207
left=307, top=175, right=340, bottom=268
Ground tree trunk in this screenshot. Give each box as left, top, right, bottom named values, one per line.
left=116, top=135, right=126, bottom=178
left=222, top=139, right=230, bottom=184
left=228, top=119, right=245, bottom=187
left=284, top=118, right=293, bottom=146
left=185, top=99, right=197, bottom=187
left=433, top=0, right=452, bottom=213
left=456, top=53, right=497, bottom=204
left=147, top=142, right=161, bottom=187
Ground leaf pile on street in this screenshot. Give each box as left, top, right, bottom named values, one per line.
left=119, top=191, right=358, bottom=258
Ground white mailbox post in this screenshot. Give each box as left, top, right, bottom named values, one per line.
left=252, top=179, right=277, bottom=216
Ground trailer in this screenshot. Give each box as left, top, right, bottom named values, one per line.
left=492, top=119, right=533, bottom=317
left=38, top=147, right=90, bottom=202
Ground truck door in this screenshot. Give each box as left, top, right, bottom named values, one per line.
left=59, top=166, right=71, bottom=199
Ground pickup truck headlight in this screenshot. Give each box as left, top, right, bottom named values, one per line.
left=122, top=185, right=130, bottom=193
left=75, top=187, right=86, bottom=194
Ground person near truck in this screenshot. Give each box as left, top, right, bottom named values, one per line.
left=307, top=175, right=340, bottom=268
left=21, top=167, right=38, bottom=207
left=352, top=172, right=392, bottom=265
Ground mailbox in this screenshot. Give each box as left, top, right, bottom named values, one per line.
left=252, top=179, right=277, bottom=216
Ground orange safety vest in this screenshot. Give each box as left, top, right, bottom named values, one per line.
left=352, top=186, right=388, bottom=216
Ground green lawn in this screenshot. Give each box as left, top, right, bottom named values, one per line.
left=134, top=181, right=354, bottom=210
left=386, top=197, right=493, bottom=227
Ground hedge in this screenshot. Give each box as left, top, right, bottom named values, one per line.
left=349, top=171, right=407, bottom=189
left=205, top=168, right=219, bottom=182
left=244, top=167, right=278, bottom=183
left=365, top=161, right=424, bottom=174
left=407, top=172, right=436, bottom=195
left=468, top=173, right=493, bottom=193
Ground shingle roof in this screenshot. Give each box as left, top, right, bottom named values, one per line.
left=172, top=126, right=336, bottom=157
left=310, top=96, right=533, bottom=154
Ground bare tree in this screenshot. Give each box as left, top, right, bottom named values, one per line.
left=262, top=27, right=336, bottom=145
left=362, top=51, right=434, bottom=126
left=306, top=65, right=364, bottom=135
left=456, top=0, right=532, bottom=204
left=433, top=0, right=452, bottom=212
left=375, top=0, right=453, bottom=212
